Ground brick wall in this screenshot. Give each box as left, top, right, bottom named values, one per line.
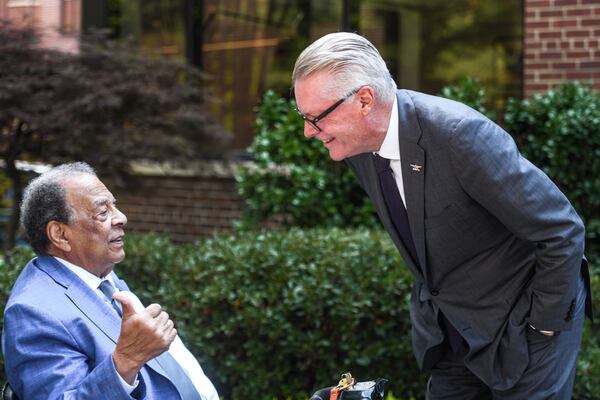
left=1, top=0, right=79, bottom=51
left=524, top=0, right=600, bottom=95
left=1, top=1, right=39, bottom=25
left=108, top=163, right=245, bottom=242
left=38, top=0, right=79, bottom=51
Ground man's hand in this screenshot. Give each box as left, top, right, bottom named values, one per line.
left=112, top=292, right=177, bottom=384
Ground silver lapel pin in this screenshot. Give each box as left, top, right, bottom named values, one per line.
left=410, top=163, right=423, bottom=172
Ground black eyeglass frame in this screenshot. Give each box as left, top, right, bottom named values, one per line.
left=296, top=87, right=362, bottom=132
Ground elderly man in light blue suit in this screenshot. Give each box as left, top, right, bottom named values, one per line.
left=2, top=162, right=219, bottom=400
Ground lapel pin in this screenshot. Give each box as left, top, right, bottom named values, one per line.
left=410, top=163, right=423, bottom=172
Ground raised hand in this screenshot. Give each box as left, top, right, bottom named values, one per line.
left=111, top=292, right=177, bottom=384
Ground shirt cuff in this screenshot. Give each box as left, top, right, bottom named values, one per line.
left=528, top=323, right=555, bottom=336
left=112, top=356, right=140, bottom=395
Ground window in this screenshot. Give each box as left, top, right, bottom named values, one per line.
left=7, top=0, right=40, bottom=7
left=109, top=0, right=523, bottom=152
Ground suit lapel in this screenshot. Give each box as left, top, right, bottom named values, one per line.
left=396, top=91, right=428, bottom=277
left=401, top=142, right=426, bottom=272
left=65, top=279, right=123, bottom=343
left=35, top=257, right=170, bottom=379
left=35, top=256, right=122, bottom=343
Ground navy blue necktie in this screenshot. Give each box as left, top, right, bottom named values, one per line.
left=98, top=280, right=201, bottom=400
left=373, top=154, right=420, bottom=267
left=372, top=156, right=463, bottom=353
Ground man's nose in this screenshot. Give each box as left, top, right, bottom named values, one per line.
left=304, top=123, right=319, bottom=138
left=113, top=207, right=128, bottom=226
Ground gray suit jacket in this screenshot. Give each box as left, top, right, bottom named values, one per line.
left=346, top=90, right=592, bottom=390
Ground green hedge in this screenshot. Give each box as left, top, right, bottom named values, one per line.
left=442, top=79, right=600, bottom=268
left=236, top=91, right=378, bottom=229
left=117, top=230, right=425, bottom=399
left=1, top=231, right=599, bottom=399
left=503, top=82, right=600, bottom=267
left=0, top=231, right=425, bottom=399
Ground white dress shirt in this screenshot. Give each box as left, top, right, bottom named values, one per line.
left=55, top=257, right=219, bottom=400
left=375, top=99, right=406, bottom=207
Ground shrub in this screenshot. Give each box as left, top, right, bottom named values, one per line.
left=1, top=231, right=599, bottom=399
left=118, top=229, right=424, bottom=399
left=441, top=80, right=600, bottom=269
left=575, top=273, right=600, bottom=400
left=439, top=77, right=496, bottom=121
left=503, top=82, right=600, bottom=268
left=236, top=90, right=378, bottom=229
left=0, top=245, right=37, bottom=379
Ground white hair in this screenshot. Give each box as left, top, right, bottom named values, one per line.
left=292, top=32, right=397, bottom=104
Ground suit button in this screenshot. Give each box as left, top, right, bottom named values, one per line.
left=430, top=290, right=440, bottom=296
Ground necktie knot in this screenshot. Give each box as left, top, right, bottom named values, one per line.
left=98, top=280, right=122, bottom=316
left=373, top=153, right=391, bottom=174
left=98, top=280, right=116, bottom=298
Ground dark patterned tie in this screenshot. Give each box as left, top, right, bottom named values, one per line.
left=97, top=280, right=201, bottom=400
left=373, top=153, right=420, bottom=267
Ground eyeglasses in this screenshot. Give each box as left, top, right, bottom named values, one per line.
left=296, top=87, right=361, bottom=132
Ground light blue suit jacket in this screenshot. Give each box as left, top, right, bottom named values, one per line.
left=2, top=256, right=185, bottom=399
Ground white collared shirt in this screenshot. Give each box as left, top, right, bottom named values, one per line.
left=375, top=99, right=406, bottom=207
left=55, top=257, right=219, bottom=400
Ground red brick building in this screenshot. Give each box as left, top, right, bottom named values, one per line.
left=0, top=0, right=80, bottom=51
left=524, top=0, right=600, bottom=95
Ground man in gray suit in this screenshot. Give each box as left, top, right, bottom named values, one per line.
left=292, top=32, right=592, bottom=399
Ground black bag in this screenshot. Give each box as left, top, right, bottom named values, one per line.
left=309, top=373, right=388, bottom=400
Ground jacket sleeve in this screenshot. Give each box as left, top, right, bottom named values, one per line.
left=2, top=302, right=147, bottom=400
left=447, top=116, right=585, bottom=332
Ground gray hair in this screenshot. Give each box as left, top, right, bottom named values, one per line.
left=292, top=32, right=397, bottom=104
left=20, top=162, right=96, bottom=255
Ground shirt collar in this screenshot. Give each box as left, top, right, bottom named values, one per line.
left=376, top=98, right=399, bottom=160
left=53, top=256, right=115, bottom=290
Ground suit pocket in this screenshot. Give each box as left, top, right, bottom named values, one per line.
left=525, top=325, right=556, bottom=368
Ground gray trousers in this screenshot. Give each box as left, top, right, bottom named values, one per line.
left=427, top=275, right=587, bottom=400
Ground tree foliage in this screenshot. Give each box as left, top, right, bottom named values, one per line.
left=0, top=21, right=229, bottom=250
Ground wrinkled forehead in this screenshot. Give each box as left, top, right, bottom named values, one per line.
left=61, top=174, right=114, bottom=209
left=294, top=71, right=338, bottom=111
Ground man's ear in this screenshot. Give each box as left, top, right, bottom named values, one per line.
left=46, top=221, right=71, bottom=252
left=357, top=86, right=375, bottom=115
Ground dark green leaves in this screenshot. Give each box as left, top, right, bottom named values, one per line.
left=442, top=80, right=600, bottom=270
left=116, top=229, right=422, bottom=399
left=237, top=91, right=377, bottom=229
left=503, top=82, right=600, bottom=268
